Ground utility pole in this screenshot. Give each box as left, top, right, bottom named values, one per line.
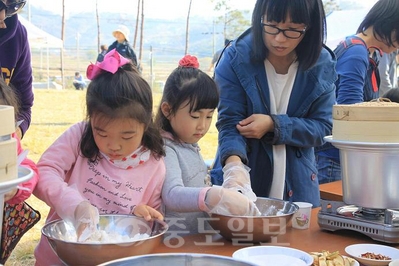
left=149, top=45, right=153, bottom=89
left=76, top=32, right=80, bottom=71
left=212, top=19, right=216, bottom=55
left=202, top=19, right=222, bottom=56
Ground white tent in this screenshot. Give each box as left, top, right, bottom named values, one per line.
left=19, top=16, right=63, bottom=48
left=19, top=16, right=63, bottom=89
left=326, top=9, right=369, bottom=49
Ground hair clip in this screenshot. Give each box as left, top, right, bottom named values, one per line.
left=86, top=49, right=130, bottom=80
left=178, top=55, right=199, bottom=69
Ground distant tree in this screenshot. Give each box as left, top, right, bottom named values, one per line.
left=61, top=0, right=65, bottom=88
left=210, top=0, right=250, bottom=40
left=133, top=0, right=141, bottom=49
left=223, top=9, right=250, bottom=39
left=138, top=0, right=144, bottom=65
left=323, top=0, right=341, bottom=15
left=96, top=0, right=100, bottom=53
left=185, top=0, right=193, bottom=55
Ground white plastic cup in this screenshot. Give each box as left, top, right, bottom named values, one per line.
left=389, top=259, right=399, bottom=266
left=292, top=202, right=313, bottom=229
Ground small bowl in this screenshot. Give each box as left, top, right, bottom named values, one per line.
left=345, top=244, right=399, bottom=266
left=232, top=246, right=313, bottom=266
left=98, top=253, right=258, bottom=266
left=42, top=214, right=168, bottom=266
left=207, top=197, right=298, bottom=242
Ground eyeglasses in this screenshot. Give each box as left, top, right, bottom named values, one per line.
left=261, top=23, right=307, bottom=39
left=0, top=0, right=26, bottom=18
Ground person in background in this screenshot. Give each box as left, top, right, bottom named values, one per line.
left=0, top=0, right=33, bottom=139
left=33, top=50, right=165, bottom=265
left=107, top=25, right=138, bottom=67
left=210, top=0, right=336, bottom=208
left=0, top=77, right=38, bottom=204
left=208, top=38, right=230, bottom=72
left=378, top=50, right=398, bottom=96
left=383, top=87, right=399, bottom=103
left=315, top=0, right=399, bottom=184
left=72, top=71, right=86, bottom=90
left=156, top=55, right=260, bottom=235
left=96, top=44, right=108, bottom=62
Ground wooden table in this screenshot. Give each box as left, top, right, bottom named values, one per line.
left=153, top=207, right=399, bottom=257
left=319, top=180, right=343, bottom=201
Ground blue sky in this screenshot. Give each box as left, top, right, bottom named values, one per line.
left=27, top=0, right=257, bottom=19
left=27, top=0, right=378, bottom=20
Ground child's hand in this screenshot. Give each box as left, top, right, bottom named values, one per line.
left=133, top=204, right=164, bottom=221
left=4, top=188, right=18, bottom=202
left=74, top=201, right=99, bottom=242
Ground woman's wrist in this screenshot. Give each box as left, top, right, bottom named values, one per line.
left=225, top=155, right=241, bottom=165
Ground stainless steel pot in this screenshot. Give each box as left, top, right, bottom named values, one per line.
left=42, top=215, right=168, bottom=266
left=98, top=253, right=257, bottom=266
left=325, top=136, right=399, bottom=209
left=207, top=197, right=298, bottom=242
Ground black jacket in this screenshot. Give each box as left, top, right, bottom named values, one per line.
left=107, top=40, right=137, bottom=66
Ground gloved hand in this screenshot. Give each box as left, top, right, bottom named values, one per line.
left=74, top=201, right=99, bottom=242
left=222, top=161, right=257, bottom=202
left=205, top=186, right=261, bottom=216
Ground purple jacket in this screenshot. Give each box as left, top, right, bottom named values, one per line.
left=0, top=14, right=33, bottom=137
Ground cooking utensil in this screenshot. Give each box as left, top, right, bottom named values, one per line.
left=207, top=197, right=298, bottom=242
left=98, top=253, right=258, bottom=266
left=325, top=136, right=399, bottom=209
left=41, top=214, right=168, bottom=266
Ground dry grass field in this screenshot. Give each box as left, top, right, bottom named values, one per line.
left=5, top=89, right=218, bottom=265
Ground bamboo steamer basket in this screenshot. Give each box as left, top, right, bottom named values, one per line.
left=0, top=106, right=17, bottom=182
left=332, top=100, right=399, bottom=142
left=326, top=99, right=399, bottom=209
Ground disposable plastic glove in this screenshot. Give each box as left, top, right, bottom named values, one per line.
left=222, top=161, right=257, bottom=202
left=205, top=187, right=261, bottom=216
left=74, top=201, right=99, bottom=242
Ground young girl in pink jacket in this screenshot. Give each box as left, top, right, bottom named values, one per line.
left=0, top=78, right=38, bottom=203
left=0, top=77, right=39, bottom=264
left=33, top=49, right=166, bottom=266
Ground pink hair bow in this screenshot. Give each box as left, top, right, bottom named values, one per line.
left=86, top=48, right=130, bottom=80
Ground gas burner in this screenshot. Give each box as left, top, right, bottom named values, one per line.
left=336, top=205, right=384, bottom=220
left=354, top=208, right=385, bottom=220
left=318, top=199, right=399, bottom=243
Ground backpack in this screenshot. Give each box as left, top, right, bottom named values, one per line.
left=334, top=37, right=382, bottom=101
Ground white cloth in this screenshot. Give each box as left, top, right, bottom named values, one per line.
left=100, top=146, right=151, bottom=170
left=264, top=59, right=298, bottom=199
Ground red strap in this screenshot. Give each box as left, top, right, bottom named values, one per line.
left=371, top=72, right=378, bottom=92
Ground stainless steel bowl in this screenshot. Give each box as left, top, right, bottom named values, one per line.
left=42, top=214, right=168, bottom=266
left=207, top=197, right=298, bottom=242
left=98, top=253, right=257, bottom=266
left=325, top=136, right=399, bottom=209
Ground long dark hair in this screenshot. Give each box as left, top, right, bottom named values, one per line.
left=357, top=0, right=399, bottom=47
left=155, top=65, right=219, bottom=140
left=251, top=0, right=326, bottom=70
left=80, top=63, right=165, bottom=161
left=0, top=77, right=19, bottom=120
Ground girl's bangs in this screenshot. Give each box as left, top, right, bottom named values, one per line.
left=187, top=82, right=219, bottom=112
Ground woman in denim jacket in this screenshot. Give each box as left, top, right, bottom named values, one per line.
left=210, top=0, right=337, bottom=207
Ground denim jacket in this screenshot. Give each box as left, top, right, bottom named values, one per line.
left=210, top=29, right=337, bottom=207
